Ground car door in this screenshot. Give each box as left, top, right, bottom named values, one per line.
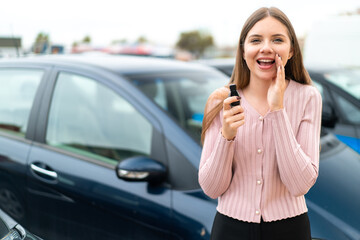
left=26, top=66, right=173, bottom=240
left=312, top=76, right=360, bottom=153
left=0, top=66, right=48, bottom=226
left=328, top=89, right=360, bottom=153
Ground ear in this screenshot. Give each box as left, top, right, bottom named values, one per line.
left=288, top=48, right=294, bottom=59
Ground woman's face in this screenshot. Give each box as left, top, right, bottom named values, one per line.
left=243, top=16, right=293, bottom=82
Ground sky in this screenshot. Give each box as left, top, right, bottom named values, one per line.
left=1, top=0, right=359, bottom=49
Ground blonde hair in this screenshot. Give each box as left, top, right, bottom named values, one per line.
left=201, top=7, right=311, bottom=144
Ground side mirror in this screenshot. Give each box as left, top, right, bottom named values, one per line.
left=322, top=101, right=337, bottom=128
left=116, top=156, right=166, bottom=184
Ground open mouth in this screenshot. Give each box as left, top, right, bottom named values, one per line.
left=257, top=59, right=275, bottom=66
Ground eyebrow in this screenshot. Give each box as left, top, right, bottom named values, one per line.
left=248, top=34, right=287, bottom=38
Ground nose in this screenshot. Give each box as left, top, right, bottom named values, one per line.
left=260, top=41, right=273, bottom=53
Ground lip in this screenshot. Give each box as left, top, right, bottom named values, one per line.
left=256, top=57, right=275, bottom=70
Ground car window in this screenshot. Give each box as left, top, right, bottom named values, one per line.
left=0, top=69, right=43, bottom=137
left=46, top=72, right=152, bottom=165
left=332, top=91, right=360, bottom=124
left=219, top=66, right=234, bottom=76
left=128, top=71, right=227, bottom=143
left=323, top=70, right=360, bottom=100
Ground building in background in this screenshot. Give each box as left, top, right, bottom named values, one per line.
left=0, top=37, right=21, bottom=58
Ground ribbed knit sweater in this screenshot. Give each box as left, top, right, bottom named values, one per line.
left=199, top=80, right=322, bottom=223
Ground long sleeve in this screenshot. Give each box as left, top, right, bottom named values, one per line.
left=206, top=81, right=322, bottom=223
left=198, top=92, right=235, bottom=199
left=268, top=86, right=322, bottom=197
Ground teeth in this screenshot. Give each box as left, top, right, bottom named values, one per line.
left=258, top=59, right=274, bottom=63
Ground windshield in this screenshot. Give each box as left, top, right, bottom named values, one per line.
left=126, top=70, right=228, bottom=144
left=323, top=69, right=360, bottom=100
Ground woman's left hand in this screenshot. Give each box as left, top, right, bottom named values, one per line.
left=267, top=53, right=287, bottom=111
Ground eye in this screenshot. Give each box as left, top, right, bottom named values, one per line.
left=250, top=39, right=260, bottom=44
left=273, top=38, right=284, bottom=43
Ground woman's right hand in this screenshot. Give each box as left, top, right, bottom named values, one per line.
left=222, top=96, right=245, bottom=140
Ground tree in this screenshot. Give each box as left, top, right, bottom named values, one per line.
left=33, top=32, right=50, bottom=54
left=176, top=30, right=214, bottom=58
left=82, top=35, right=91, bottom=43
left=137, top=36, right=148, bottom=43
left=35, top=32, right=49, bottom=44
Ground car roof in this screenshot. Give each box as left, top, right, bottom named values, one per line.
left=306, top=65, right=360, bottom=76
left=195, top=58, right=235, bottom=67
left=0, top=54, right=216, bottom=75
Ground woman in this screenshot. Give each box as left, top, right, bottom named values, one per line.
left=198, top=7, right=322, bottom=240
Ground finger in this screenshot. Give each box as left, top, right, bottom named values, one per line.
left=276, top=54, right=281, bottom=70
left=227, top=113, right=245, bottom=123
left=230, top=105, right=244, bottom=115
left=275, top=53, right=280, bottom=69
left=230, top=119, right=245, bottom=129
left=223, top=96, right=241, bottom=111
left=279, top=54, right=285, bottom=75
left=276, top=54, right=284, bottom=81
left=277, top=64, right=282, bottom=79
left=224, top=105, right=243, bottom=119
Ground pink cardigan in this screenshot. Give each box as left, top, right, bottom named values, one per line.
left=199, top=80, right=322, bottom=223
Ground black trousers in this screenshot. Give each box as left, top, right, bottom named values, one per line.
left=210, top=212, right=311, bottom=240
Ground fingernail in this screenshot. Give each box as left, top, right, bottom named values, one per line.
left=236, top=96, right=241, bottom=100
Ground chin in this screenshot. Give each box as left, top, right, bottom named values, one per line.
left=258, top=72, right=276, bottom=81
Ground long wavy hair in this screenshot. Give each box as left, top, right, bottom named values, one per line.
left=201, top=7, right=311, bottom=144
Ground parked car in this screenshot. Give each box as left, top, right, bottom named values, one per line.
left=308, top=67, right=360, bottom=154
left=0, top=55, right=359, bottom=240
left=200, top=58, right=360, bottom=154
left=0, top=208, right=42, bottom=240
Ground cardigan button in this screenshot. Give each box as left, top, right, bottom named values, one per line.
left=257, top=149, right=263, bottom=154
left=255, top=210, right=260, bottom=215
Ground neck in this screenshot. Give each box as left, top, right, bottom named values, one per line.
left=243, top=77, right=271, bottom=101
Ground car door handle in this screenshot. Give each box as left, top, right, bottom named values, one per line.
left=31, top=163, right=58, bottom=180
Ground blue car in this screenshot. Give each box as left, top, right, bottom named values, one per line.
left=308, top=67, right=360, bottom=154
left=0, top=55, right=359, bottom=240
left=200, top=58, right=360, bottom=154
